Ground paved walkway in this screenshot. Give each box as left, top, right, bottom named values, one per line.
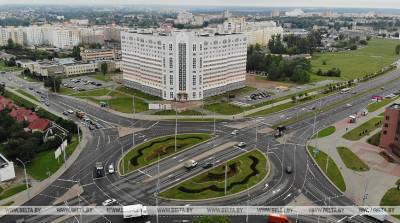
left=309, top=98, right=400, bottom=207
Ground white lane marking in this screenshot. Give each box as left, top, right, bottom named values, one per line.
left=138, top=170, right=152, bottom=177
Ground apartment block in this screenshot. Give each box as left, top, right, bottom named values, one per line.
left=121, top=30, right=247, bottom=101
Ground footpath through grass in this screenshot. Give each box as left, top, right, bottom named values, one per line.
left=308, top=146, right=346, bottom=192
left=311, top=39, right=400, bottom=80
left=27, top=135, right=79, bottom=180
left=342, top=117, right=383, bottom=141
left=119, top=133, right=211, bottom=175
left=159, top=149, right=268, bottom=200
left=337, top=147, right=369, bottom=171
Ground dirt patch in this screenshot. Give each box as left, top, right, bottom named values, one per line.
left=246, top=74, right=294, bottom=90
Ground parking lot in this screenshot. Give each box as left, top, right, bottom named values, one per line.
left=62, top=76, right=114, bottom=92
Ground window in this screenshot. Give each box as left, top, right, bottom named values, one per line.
left=193, top=75, right=196, bottom=85
left=170, top=92, right=174, bottom=99
left=169, top=58, right=173, bottom=68
left=386, top=116, right=390, bottom=120
left=193, top=44, right=196, bottom=51
left=163, top=58, right=166, bottom=67
left=383, top=130, right=387, bottom=135
left=169, top=43, right=173, bottom=51
left=199, top=58, right=202, bottom=68
left=170, top=75, right=173, bottom=85
left=193, top=58, right=196, bottom=69
left=385, top=123, right=389, bottom=127
left=193, top=92, right=196, bottom=98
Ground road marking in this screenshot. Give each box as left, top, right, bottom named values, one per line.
left=57, top=178, right=79, bottom=183
left=81, top=183, right=94, bottom=187
left=138, top=170, right=152, bottom=177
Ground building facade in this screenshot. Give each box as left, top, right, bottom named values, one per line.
left=81, top=48, right=117, bottom=62
left=64, top=62, right=97, bottom=76
left=121, top=30, right=247, bottom=101
left=380, top=103, right=400, bottom=156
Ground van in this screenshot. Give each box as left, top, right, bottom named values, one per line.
left=184, top=160, right=197, bottom=169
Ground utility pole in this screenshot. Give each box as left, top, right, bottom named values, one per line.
left=16, top=158, right=29, bottom=199
left=156, top=154, right=160, bottom=223
left=77, top=126, right=81, bottom=143
left=132, top=96, right=135, bottom=148
left=175, top=100, right=177, bottom=152
left=224, top=162, right=228, bottom=195
left=213, top=109, right=216, bottom=165
left=255, top=118, right=258, bottom=149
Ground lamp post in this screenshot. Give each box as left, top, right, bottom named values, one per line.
left=16, top=158, right=30, bottom=199
left=55, top=134, right=67, bottom=168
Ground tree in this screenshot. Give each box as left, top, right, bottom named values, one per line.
left=193, top=216, right=230, bottom=223
left=44, top=76, right=62, bottom=92
left=0, top=82, right=5, bottom=96
left=100, top=62, right=108, bottom=75
left=72, top=46, right=82, bottom=60
left=396, top=45, right=400, bottom=55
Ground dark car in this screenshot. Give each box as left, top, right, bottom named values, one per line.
left=202, top=163, right=214, bottom=169
left=285, top=165, right=293, bottom=174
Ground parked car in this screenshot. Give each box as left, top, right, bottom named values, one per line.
left=62, top=111, right=69, bottom=116
left=231, top=130, right=239, bottom=135
left=285, top=165, right=293, bottom=174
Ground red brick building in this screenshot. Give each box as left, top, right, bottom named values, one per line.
left=380, top=103, right=400, bottom=156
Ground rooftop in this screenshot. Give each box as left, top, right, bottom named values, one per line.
left=389, top=103, right=400, bottom=110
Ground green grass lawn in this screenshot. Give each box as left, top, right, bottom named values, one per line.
left=71, top=88, right=111, bottom=97
left=367, top=131, right=381, bottom=146
left=94, top=96, right=148, bottom=113
left=205, top=86, right=257, bottom=102
left=337, top=147, right=369, bottom=171
left=115, top=86, right=162, bottom=101
left=154, top=110, right=203, bottom=116
left=367, top=97, right=399, bottom=112
left=204, top=102, right=243, bottom=115
left=0, top=184, right=30, bottom=200
left=58, top=87, right=75, bottom=95
left=159, top=149, right=268, bottom=200
left=16, top=89, right=38, bottom=102
left=380, top=188, right=400, bottom=219
left=120, top=133, right=211, bottom=175
left=89, top=73, right=116, bottom=82
left=311, top=39, right=400, bottom=80
left=342, top=117, right=383, bottom=141
left=27, top=135, right=79, bottom=180
left=314, top=126, right=336, bottom=138
left=308, top=146, right=346, bottom=192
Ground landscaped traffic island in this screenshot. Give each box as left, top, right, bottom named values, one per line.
left=159, top=149, right=268, bottom=200
left=119, top=133, right=212, bottom=175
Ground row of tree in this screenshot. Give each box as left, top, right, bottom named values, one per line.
left=247, top=44, right=311, bottom=83
left=267, top=31, right=323, bottom=55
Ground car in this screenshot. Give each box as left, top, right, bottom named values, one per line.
left=202, top=163, right=214, bottom=169
left=237, top=142, right=246, bottom=147
left=231, top=130, right=239, bottom=135
left=62, top=111, right=69, bottom=115
left=89, top=125, right=95, bottom=130
left=108, top=164, right=115, bottom=174
left=95, top=123, right=103, bottom=129
left=102, top=198, right=117, bottom=206
left=67, top=109, right=74, bottom=114
left=285, top=165, right=293, bottom=174
left=45, top=101, right=50, bottom=106
left=346, top=103, right=352, bottom=107
left=28, top=87, right=34, bottom=90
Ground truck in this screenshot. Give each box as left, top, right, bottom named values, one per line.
left=122, top=204, right=148, bottom=219
left=95, top=162, right=104, bottom=178
left=267, top=214, right=292, bottom=223
left=76, top=111, right=85, bottom=119
left=184, top=160, right=198, bottom=169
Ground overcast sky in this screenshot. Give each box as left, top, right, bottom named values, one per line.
left=0, top=0, right=399, bottom=9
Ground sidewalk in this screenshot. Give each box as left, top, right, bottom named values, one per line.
left=0, top=88, right=89, bottom=208
left=309, top=97, right=400, bottom=207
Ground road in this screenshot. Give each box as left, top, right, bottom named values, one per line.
left=1, top=69, right=400, bottom=223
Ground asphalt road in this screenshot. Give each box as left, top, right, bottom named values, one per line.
left=1, top=69, right=400, bottom=223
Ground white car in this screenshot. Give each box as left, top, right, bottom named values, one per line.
left=237, top=142, right=246, bottom=147
left=231, top=130, right=239, bottom=135
left=346, top=103, right=352, bottom=107
left=67, top=109, right=74, bottom=114
left=102, top=198, right=117, bottom=206
left=108, top=164, right=114, bottom=174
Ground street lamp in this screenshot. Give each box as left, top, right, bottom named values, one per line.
left=15, top=158, right=30, bottom=199
left=54, top=134, right=67, bottom=168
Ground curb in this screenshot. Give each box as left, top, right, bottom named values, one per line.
left=157, top=149, right=271, bottom=202
left=117, top=133, right=214, bottom=177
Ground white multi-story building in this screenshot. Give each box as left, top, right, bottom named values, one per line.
left=121, top=30, right=247, bottom=101
left=175, top=11, right=194, bottom=25
left=0, top=26, right=24, bottom=46
left=50, top=28, right=81, bottom=49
